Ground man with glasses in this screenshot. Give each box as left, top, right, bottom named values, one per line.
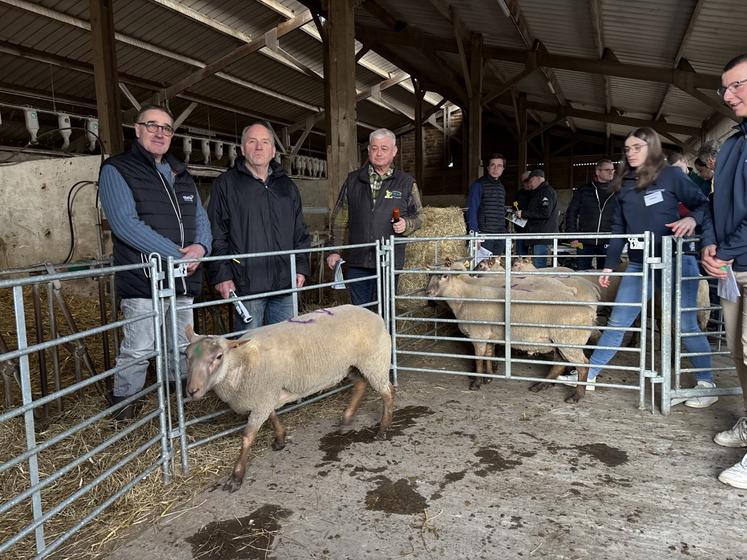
left=564, top=159, right=616, bottom=270
left=98, top=104, right=212, bottom=421
left=701, top=53, right=747, bottom=489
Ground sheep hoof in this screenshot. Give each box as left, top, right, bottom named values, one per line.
left=529, top=382, right=549, bottom=392
left=565, top=392, right=583, bottom=404
left=272, top=439, right=286, bottom=451
left=468, top=380, right=481, bottom=390
left=482, top=377, right=493, bottom=385
left=374, top=430, right=388, bottom=441
left=223, top=476, right=244, bottom=493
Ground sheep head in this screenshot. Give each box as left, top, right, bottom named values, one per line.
left=184, top=325, right=251, bottom=400
left=511, top=257, right=534, bottom=271
left=424, top=269, right=454, bottom=297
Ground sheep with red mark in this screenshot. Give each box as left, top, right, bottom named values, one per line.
left=184, top=304, right=395, bottom=492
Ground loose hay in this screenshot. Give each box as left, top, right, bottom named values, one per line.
left=0, top=281, right=355, bottom=559
left=398, top=206, right=467, bottom=299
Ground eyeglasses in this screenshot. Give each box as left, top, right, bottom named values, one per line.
left=624, top=144, right=647, bottom=154
left=137, top=121, right=175, bottom=136
left=717, top=78, right=747, bottom=98
left=598, top=168, right=615, bottom=172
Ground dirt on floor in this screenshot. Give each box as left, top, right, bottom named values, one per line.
left=106, top=339, right=747, bottom=560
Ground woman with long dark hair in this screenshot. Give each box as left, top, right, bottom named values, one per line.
left=560, top=127, right=716, bottom=406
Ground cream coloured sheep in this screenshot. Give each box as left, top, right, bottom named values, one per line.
left=184, top=305, right=395, bottom=492
left=425, top=271, right=597, bottom=399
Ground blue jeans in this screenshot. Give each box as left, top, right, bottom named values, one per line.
left=577, top=243, right=608, bottom=270
left=481, top=238, right=505, bottom=256
left=531, top=244, right=549, bottom=268
left=514, top=238, right=528, bottom=259
left=588, top=256, right=713, bottom=382
left=234, top=293, right=294, bottom=332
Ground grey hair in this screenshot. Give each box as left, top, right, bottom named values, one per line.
left=368, top=128, right=396, bottom=146
left=241, top=121, right=274, bottom=145
left=595, top=158, right=612, bottom=169
left=696, top=140, right=719, bottom=163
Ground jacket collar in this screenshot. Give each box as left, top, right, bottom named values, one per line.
left=130, top=140, right=186, bottom=175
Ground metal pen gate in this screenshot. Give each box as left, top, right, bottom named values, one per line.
left=388, top=232, right=657, bottom=407
left=0, top=259, right=170, bottom=559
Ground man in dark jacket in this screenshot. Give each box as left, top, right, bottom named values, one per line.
left=208, top=122, right=310, bottom=330
left=565, top=159, right=616, bottom=269
left=327, top=128, right=424, bottom=306
left=516, top=169, right=558, bottom=267
left=466, top=153, right=507, bottom=255
left=99, top=104, right=212, bottom=420
left=701, top=53, right=747, bottom=490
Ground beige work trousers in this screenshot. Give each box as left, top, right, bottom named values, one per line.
left=719, top=270, right=747, bottom=414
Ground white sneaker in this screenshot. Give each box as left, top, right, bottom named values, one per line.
left=718, top=453, right=747, bottom=489
left=557, top=370, right=596, bottom=391
left=714, top=417, right=747, bottom=448
left=684, top=381, right=719, bottom=409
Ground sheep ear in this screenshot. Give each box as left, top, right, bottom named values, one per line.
left=228, top=338, right=252, bottom=350
left=185, top=324, right=198, bottom=341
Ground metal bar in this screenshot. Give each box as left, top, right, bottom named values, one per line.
left=151, top=258, right=171, bottom=484
left=98, top=275, right=112, bottom=371
left=12, top=285, right=45, bottom=552
left=32, top=283, right=49, bottom=418
left=660, top=236, right=673, bottom=415
left=290, top=253, right=299, bottom=317
left=46, top=282, right=62, bottom=413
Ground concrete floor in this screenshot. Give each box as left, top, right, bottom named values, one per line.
left=108, top=344, right=746, bottom=560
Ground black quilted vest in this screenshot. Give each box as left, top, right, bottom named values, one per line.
left=476, top=176, right=507, bottom=234
left=103, top=142, right=201, bottom=298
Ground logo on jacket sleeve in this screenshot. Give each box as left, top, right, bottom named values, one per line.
left=182, top=194, right=195, bottom=203
left=384, top=190, right=402, bottom=199
left=540, top=196, right=550, bottom=207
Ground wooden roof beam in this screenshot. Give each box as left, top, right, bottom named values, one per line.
left=157, top=10, right=313, bottom=101
left=525, top=102, right=702, bottom=136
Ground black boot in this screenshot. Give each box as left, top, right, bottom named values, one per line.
left=108, top=393, right=137, bottom=422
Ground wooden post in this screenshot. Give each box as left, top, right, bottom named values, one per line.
left=517, top=92, right=528, bottom=185
left=323, top=0, right=358, bottom=211
left=413, top=78, right=425, bottom=189
left=467, top=33, right=483, bottom=183
left=89, top=0, right=123, bottom=155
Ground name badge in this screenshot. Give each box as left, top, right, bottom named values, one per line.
left=644, top=190, right=663, bottom=206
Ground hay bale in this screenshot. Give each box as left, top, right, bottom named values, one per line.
left=398, top=206, right=467, bottom=297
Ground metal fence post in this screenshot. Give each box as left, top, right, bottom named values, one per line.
left=290, top=253, right=299, bottom=317
left=13, top=286, right=46, bottom=553
left=153, top=257, right=172, bottom=483
left=659, top=236, right=673, bottom=415
left=386, top=237, right=398, bottom=386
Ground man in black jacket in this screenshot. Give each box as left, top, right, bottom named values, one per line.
left=327, top=128, right=423, bottom=306
left=516, top=169, right=558, bottom=267
left=208, top=122, right=310, bottom=330
left=565, top=159, right=616, bottom=269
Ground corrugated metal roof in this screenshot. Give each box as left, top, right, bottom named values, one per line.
left=0, top=0, right=739, bottom=155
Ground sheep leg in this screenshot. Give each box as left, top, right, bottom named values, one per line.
left=566, top=366, right=591, bottom=403
left=225, top=421, right=263, bottom=493
left=469, top=342, right=486, bottom=390
left=482, top=343, right=495, bottom=384
left=375, top=383, right=395, bottom=440
left=342, top=377, right=368, bottom=425
left=529, top=363, right=566, bottom=392
left=268, top=411, right=286, bottom=451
